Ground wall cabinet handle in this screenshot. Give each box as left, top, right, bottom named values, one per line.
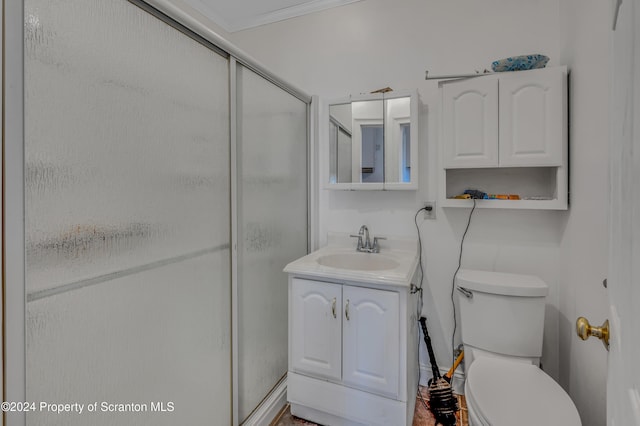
left=331, top=297, right=337, bottom=318
left=345, top=299, right=350, bottom=320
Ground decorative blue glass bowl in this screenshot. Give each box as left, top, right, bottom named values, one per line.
left=491, top=54, right=549, bottom=72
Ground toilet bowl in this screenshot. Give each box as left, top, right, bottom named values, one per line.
left=456, top=269, right=581, bottom=426
left=464, top=357, right=581, bottom=426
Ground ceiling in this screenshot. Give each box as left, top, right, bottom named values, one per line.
left=182, top=0, right=362, bottom=32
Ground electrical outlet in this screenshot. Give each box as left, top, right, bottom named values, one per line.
left=454, top=347, right=463, bottom=359
left=423, top=201, right=436, bottom=219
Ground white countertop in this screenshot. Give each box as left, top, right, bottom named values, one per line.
left=284, top=233, right=419, bottom=288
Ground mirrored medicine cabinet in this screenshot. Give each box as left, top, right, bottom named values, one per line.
left=326, top=90, right=419, bottom=190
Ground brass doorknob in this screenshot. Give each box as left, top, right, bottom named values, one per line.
left=576, top=317, right=609, bottom=351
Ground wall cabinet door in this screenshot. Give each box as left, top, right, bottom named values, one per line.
left=291, top=278, right=342, bottom=381
left=342, top=285, right=400, bottom=398
left=443, top=77, right=499, bottom=168
left=442, top=67, right=566, bottom=169
left=499, top=68, right=565, bottom=166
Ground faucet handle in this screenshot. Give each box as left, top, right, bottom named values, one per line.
left=350, top=234, right=364, bottom=250
left=372, top=236, right=386, bottom=253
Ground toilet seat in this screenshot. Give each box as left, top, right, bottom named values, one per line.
left=465, top=357, right=581, bottom=426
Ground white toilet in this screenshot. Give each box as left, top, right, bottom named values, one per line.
left=456, top=269, right=581, bottom=426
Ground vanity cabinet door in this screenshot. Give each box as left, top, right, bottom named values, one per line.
left=442, top=77, right=499, bottom=168
left=342, top=285, right=400, bottom=398
left=290, top=278, right=342, bottom=381
left=499, top=68, right=565, bottom=166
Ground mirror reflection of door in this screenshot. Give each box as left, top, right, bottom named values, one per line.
left=337, top=127, right=352, bottom=183
left=384, top=97, right=411, bottom=184
left=352, top=99, right=384, bottom=183
left=400, top=123, right=411, bottom=183
left=360, top=124, right=384, bottom=183
left=329, top=103, right=353, bottom=184
left=329, top=117, right=352, bottom=183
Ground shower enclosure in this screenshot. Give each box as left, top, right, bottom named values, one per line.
left=3, top=0, right=310, bottom=424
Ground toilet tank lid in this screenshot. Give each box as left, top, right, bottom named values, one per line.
left=456, top=269, right=548, bottom=297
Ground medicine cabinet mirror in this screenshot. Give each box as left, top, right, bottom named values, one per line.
left=326, top=90, right=418, bottom=190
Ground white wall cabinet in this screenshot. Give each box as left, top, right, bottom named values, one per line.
left=498, top=68, right=565, bottom=167
left=440, top=66, right=568, bottom=209
left=288, top=276, right=417, bottom=426
left=443, top=77, right=499, bottom=168
left=325, top=91, right=420, bottom=190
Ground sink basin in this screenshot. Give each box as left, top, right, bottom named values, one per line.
left=317, top=253, right=400, bottom=271
left=284, top=233, right=419, bottom=286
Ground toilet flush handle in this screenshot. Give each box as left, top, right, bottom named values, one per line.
left=456, top=286, right=473, bottom=299
left=576, top=317, right=609, bottom=351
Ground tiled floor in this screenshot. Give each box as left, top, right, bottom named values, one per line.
left=271, top=387, right=469, bottom=426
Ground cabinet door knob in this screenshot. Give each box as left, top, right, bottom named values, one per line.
left=345, top=299, right=350, bottom=321
left=331, top=297, right=337, bottom=319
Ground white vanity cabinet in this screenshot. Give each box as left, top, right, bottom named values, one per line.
left=342, top=285, right=400, bottom=398
left=290, top=279, right=343, bottom=381
left=287, top=276, right=417, bottom=426
left=291, top=278, right=400, bottom=397
left=440, top=66, right=568, bottom=209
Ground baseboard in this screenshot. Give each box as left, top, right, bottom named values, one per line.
left=419, top=363, right=465, bottom=395
left=241, top=376, right=288, bottom=426
left=288, top=372, right=408, bottom=426
left=241, top=365, right=462, bottom=426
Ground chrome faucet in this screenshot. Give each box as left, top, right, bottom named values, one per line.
left=350, top=225, right=385, bottom=253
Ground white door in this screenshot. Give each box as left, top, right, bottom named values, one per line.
left=342, top=285, right=399, bottom=398
left=499, top=67, right=566, bottom=167
left=290, top=278, right=342, bottom=381
left=442, top=77, right=499, bottom=168
left=608, top=0, right=640, bottom=423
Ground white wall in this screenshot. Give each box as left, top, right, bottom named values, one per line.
left=230, top=0, right=566, bottom=381
left=558, top=1, right=610, bottom=425
left=231, top=0, right=611, bottom=424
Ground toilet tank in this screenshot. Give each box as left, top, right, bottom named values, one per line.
left=456, top=269, right=548, bottom=360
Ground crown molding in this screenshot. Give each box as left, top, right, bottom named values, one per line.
left=184, top=0, right=363, bottom=33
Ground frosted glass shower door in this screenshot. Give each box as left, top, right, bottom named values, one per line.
left=236, top=65, right=308, bottom=421
left=24, top=1, right=231, bottom=425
